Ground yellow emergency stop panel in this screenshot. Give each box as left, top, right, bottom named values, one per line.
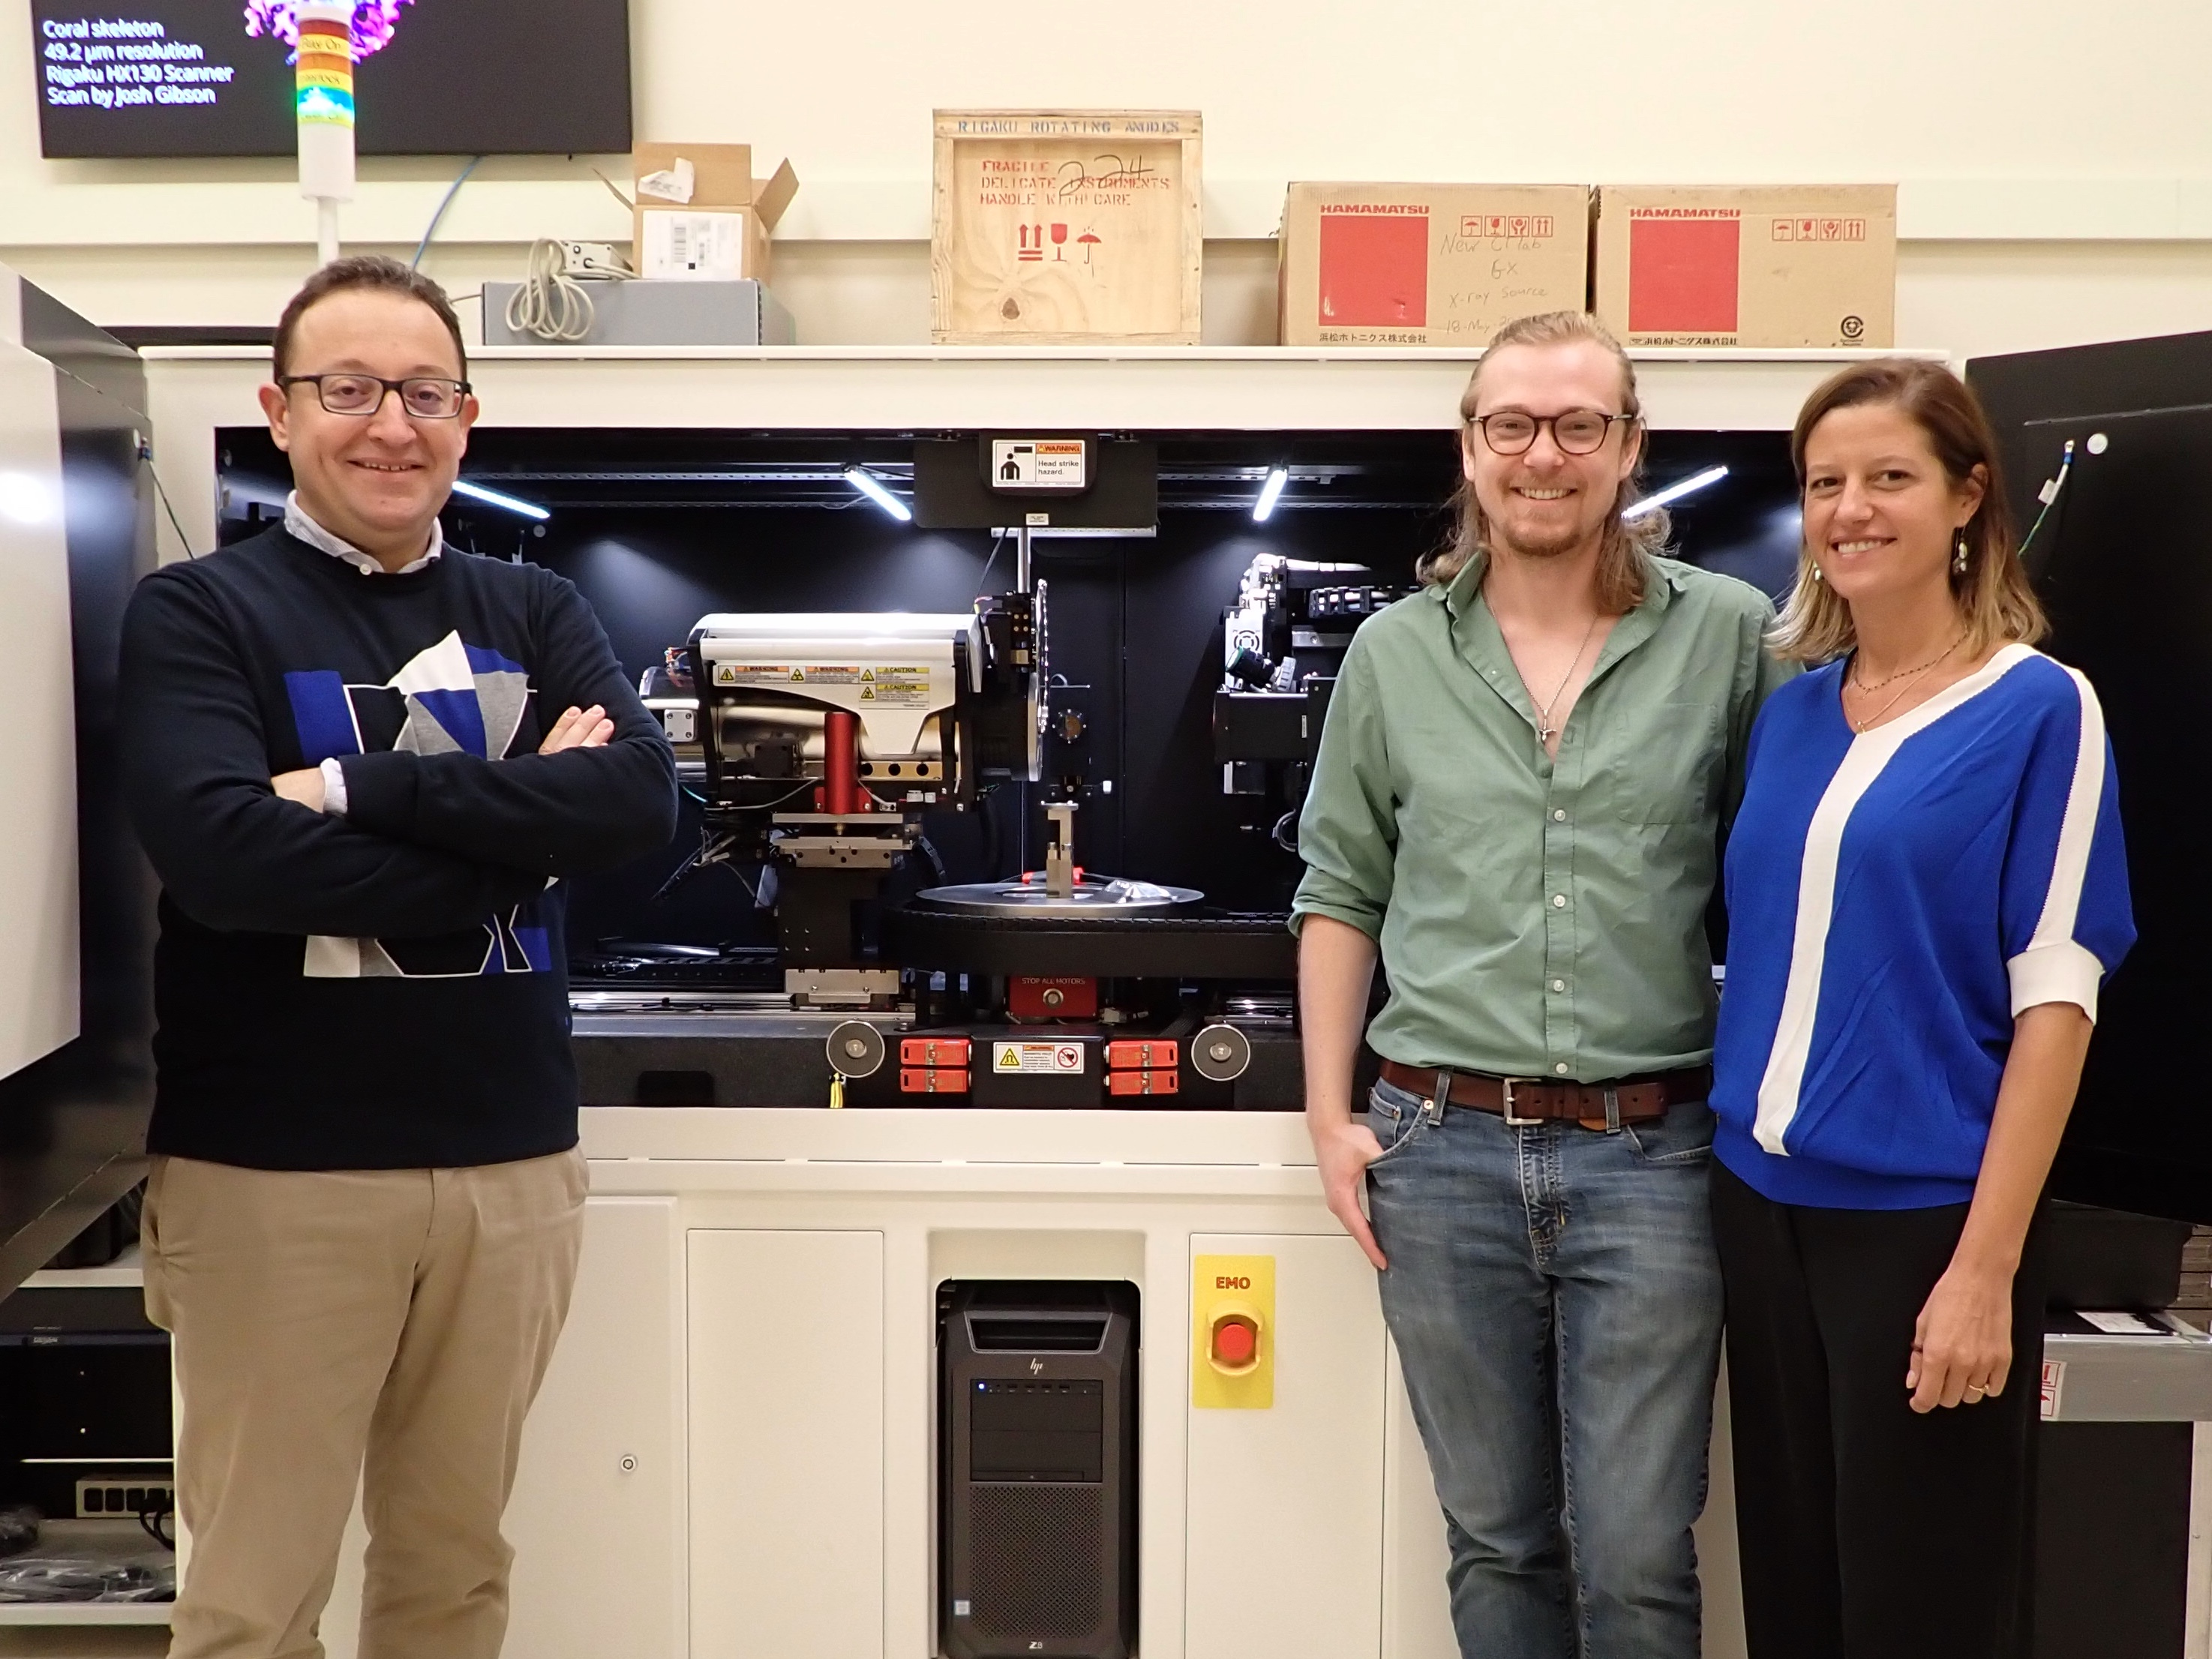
left=1192, top=1254, right=1275, bottom=1408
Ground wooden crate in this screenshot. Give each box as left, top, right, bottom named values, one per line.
left=932, top=110, right=1202, bottom=344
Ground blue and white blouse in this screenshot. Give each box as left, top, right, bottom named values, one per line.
left=1711, top=644, right=2135, bottom=1209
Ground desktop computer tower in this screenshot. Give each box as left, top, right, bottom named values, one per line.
left=938, top=1281, right=1139, bottom=1659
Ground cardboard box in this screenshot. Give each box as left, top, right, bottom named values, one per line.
left=630, top=142, right=800, bottom=283
left=1278, top=183, right=1591, bottom=347
left=1594, top=184, right=1895, bottom=348
left=932, top=110, right=1202, bottom=344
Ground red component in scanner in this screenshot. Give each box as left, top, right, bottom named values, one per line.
left=899, top=1068, right=971, bottom=1094
left=1010, top=976, right=1097, bottom=1020
left=824, top=708, right=860, bottom=816
left=901, top=1036, right=972, bottom=1068
left=1107, top=1070, right=1179, bottom=1097
left=1106, top=1039, right=1178, bottom=1071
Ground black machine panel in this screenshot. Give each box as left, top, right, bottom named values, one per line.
left=1969, top=333, right=2212, bottom=1222
left=212, top=423, right=1798, bottom=1111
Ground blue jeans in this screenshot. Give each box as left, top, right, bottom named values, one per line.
left=1366, top=1076, right=1723, bottom=1659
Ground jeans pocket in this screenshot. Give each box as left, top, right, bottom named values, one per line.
left=1364, top=1078, right=1433, bottom=1168
left=1622, top=1100, right=1715, bottom=1167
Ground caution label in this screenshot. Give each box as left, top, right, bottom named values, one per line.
left=993, top=1041, right=1086, bottom=1075
left=710, top=662, right=932, bottom=704
left=992, top=439, right=1087, bottom=490
left=869, top=665, right=931, bottom=706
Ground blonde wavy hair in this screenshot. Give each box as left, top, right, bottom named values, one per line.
left=1418, top=310, right=1669, bottom=614
left=1771, top=358, right=2046, bottom=663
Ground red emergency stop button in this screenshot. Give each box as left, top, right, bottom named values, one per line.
left=1211, top=1315, right=1258, bottom=1369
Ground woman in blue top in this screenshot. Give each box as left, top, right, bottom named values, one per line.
left=1711, top=358, right=2134, bottom=1659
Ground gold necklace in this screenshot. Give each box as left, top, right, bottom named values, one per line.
left=1849, top=628, right=1967, bottom=692
left=1527, top=613, right=1604, bottom=744
left=1846, top=632, right=1965, bottom=732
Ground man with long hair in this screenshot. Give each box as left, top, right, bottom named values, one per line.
left=1295, top=310, right=1791, bottom=1656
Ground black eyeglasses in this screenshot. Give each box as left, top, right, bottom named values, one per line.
left=278, top=374, right=472, bottom=418
left=1470, top=409, right=1636, bottom=457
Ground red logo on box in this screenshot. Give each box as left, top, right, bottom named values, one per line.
left=1629, top=216, right=1740, bottom=334
left=1318, top=210, right=1429, bottom=328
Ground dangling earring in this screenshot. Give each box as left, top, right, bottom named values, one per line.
left=1810, top=562, right=1823, bottom=584
left=1952, top=530, right=1969, bottom=575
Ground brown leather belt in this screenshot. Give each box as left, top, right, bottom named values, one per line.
left=1376, top=1059, right=1709, bottom=1132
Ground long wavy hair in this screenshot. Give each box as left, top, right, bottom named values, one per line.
left=1771, top=358, right=2046, bottom=663
left=1418, top=310, right=1669, bottom=614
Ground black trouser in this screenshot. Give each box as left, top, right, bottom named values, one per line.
left=1710, top=1160, right=2046, bottom=1659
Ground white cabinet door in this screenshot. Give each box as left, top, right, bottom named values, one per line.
left=1381, top=1339, right=1459, bottom=1659
left=687, top=1229, right=884, bottom=1659
left=321, top=1194, right=684, bottom=1659
left=506, top=1195, right=684, bottom=1659
left=1186, top=1233, right=1388, bottom=1659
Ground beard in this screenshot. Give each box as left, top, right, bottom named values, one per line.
left=1490, top=510, right=1605, bottom=562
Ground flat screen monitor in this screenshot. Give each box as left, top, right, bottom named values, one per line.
left=33, top=0, right=632, bottom=157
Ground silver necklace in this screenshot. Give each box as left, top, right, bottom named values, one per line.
left=1845, top=632, right=1965, bottom=733
left=1526, top=614, right=1604, bottom=745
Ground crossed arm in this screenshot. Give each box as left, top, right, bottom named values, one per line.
left=270, top=700, right=617, bottom=807
left=121, top=570, right=677, bottom=940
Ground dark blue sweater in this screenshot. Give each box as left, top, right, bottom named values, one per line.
left=119, top=526, right=677, bottom=1170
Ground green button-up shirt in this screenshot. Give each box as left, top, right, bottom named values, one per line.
left=1292, top=551, right=1795, bottom=1082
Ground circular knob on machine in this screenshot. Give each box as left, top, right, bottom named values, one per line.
left=825, top=1020, right=886, bottom=1079
left=1191, top=1023, right=1252, bottom=1083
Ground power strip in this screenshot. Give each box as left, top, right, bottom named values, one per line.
left=77, top=1476, right=174, bottom=1519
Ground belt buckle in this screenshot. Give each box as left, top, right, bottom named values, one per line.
left=1499, top=1076, right=1544, bottom=1127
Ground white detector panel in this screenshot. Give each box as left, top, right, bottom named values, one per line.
left=0, top=333, right=77, bottom=1084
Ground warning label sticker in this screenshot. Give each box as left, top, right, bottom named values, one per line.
left=867, top=666, right=932, bottom=706
left=711, top=664, right=932, bottom=705
left=993, top=1041, right=1086, bottom=1075
left=992, top=439, right=1087, bottom=490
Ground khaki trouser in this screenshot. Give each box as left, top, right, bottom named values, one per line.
left=142, top=1149, right=587, bottom=1659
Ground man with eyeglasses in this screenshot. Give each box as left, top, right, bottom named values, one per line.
left=118, top=256, right=675, bottom=1659
left=1295, top=310, right=1792, bottom=1658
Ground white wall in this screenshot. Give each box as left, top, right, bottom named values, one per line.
left=3, top=0, right=2212, bottom=355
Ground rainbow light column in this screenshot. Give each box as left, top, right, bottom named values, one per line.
left=294, top=0, right=354, bottom=266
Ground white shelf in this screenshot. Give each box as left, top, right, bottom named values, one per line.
left=0, top=1521, right=173, bottom=1628
left=19, top=1247, right=143, bottom=1292
left=0, top=1603, right=170, bottom=1627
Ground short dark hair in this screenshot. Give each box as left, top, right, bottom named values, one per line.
left=272, top=256, right=467, bottom=382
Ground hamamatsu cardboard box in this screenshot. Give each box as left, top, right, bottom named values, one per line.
left=1278, top=182, right=1590, bottom=347
left=1594, top=184, right=1896, bottom=348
